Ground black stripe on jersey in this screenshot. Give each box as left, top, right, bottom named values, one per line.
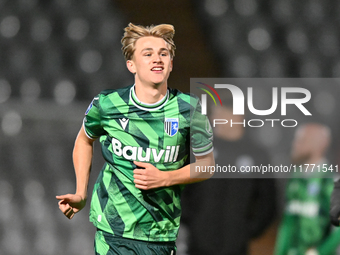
left=96, top=168, right=109, bottom=212
left=108, top=173, right=126, bottom=236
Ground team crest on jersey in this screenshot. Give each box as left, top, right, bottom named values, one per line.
left=164, top=118, right=179, bottom=136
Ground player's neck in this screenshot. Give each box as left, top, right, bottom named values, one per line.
left=134, top=82, right=168, bottom=104
left=306, top=155, right=324, bottom=165
left=297, top=154, right=324, bottom=166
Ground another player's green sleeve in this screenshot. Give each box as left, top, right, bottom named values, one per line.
left=316, top=228, right=340, bottom=255
left=274, top=214, right=295, bottom=255
left=84, top=95, right=105, bottom=139
left=190, top=98, right=213, bottom=156
left=317, top=179, right=340, bottom=255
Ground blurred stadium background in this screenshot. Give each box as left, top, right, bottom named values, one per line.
left=1, top=0, right=340, bottom=254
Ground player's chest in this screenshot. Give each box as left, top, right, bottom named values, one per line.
left=103, top=114, right=189, bottom=145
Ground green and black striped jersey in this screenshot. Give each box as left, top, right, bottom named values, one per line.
left=84, top=84, right=213, bottom=242
left=275, top=167, right=340, bottom=255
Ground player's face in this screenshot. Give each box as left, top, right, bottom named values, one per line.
left=291, top=128, right=311, bottom=164
left=127, top=36, right=173, bottom=87
left=211, top=105, right=244, bottom=140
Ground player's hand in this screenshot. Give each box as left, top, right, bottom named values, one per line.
left=56, top=194, right=86, bottom=219
left=133, top=161, right=169, bottom=190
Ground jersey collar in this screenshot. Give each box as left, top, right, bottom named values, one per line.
left=130, top=84, right=169, bottom=111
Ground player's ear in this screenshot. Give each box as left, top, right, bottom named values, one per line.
left=126, top=60, right=136, bottom=74
left=170, top=59, right=173, bottom=72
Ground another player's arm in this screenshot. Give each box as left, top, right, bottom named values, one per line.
left=56, top=125, right=96, bottom=219
left=274, top=213, right=295, bottom=255
left=133, top=151, right=214, bottom=190
left=310, top=227, right=340, bottom=255
left=330, top=179, right=340, bottom=226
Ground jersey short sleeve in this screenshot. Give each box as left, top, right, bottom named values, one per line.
left=190, top=97, right=213, bottom=156
left=83, top=95, right=105, bottom=139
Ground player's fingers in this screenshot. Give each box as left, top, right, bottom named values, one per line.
left=135, top=180, right=148, bottom=186
left=133, top=161, right=149, bottom=168
left=134, top=178, right=148, bottom=185
left=133, top=169, right=145, bottom=175
left=56, top=194, right=73, bottom=203
left=59, top=204, right=70, bottom=214
left=69, top=212, right=75, bottom=220
left=58, top=201, right=71, bottom=213
left=133, top=172, right=147, bottom=180
left=65, top=207, right=74, bottom=219
left=64, top=206, right=72, bottom=215
left=72, top=207, right=80, bottom=214
left=56, top=195, right=68, bottom=200
left=58, top=199, right=68, bottom=207
left=135, top=183, right=148, bottom=190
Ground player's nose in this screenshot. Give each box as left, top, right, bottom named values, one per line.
left=153, top=54, right=163, bottom=63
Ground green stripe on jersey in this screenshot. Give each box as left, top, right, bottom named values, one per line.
left=85, top=84, right=213, bottom=242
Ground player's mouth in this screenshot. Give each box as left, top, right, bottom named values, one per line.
left=151, top=66, right=164, bottom=73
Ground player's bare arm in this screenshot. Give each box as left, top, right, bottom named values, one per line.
left=56, top=125, right=95, bottom=219
left=133, top=151, right=215, bottom=190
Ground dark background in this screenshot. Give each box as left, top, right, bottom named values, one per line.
left=1, top=0, right=340, bottom=254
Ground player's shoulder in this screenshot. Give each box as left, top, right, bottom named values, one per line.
left=91, top=85, right=132, bottom=108
left=97, top=85, right=132, bottom=99
left=168, top=87, right=200, bottom=105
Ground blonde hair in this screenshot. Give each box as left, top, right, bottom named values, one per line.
left=121, top=23, right=176, bottom=61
